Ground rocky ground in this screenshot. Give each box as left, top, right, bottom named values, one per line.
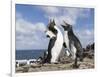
left=16, top=57, right=94, bottom=73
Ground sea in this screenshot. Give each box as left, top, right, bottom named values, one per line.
left=16, top=50, right=47, bottom=60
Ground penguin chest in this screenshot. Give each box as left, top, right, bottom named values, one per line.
left=64, top=31, right=69, bottom=49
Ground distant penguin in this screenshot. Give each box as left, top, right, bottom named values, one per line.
left=44, top=19, right=64, bottom=63
left=61, top=21, right=83, bottom=68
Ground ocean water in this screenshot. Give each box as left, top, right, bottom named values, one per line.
left=16, top=50, right=46, bottom=60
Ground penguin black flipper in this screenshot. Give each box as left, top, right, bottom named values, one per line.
left=63, top=42, right=67, bottom=48
left=44, top=37, right=56, bottom=63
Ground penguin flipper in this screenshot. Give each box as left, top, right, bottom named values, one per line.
left=63, top=42, right=67, bottom=48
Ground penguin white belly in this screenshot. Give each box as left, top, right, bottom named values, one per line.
left=64, top=31, right=70, bottom=56
left=71, top=44, right=76, bottom=60
left=51, top=40, right=63, bottom=63
left=51, top=27, right=63, bottom=63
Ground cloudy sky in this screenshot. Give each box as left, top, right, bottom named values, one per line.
left=16, top=4, right=94, bottom=50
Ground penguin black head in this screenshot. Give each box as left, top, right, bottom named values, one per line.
left=48, top=19, right=56, bottom=29
left=61, top=20, right=72, bottom=31
left=45, top=19, right=58, bottom=38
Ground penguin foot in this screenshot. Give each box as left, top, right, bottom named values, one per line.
left=80, top=58, right=83, bottom=62
left=72, top=64, right=80, bottom=69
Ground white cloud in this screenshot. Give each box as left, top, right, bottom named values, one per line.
left=16, top=13, right=49, bottom=50
left=16, top=19, right=46, bottom=33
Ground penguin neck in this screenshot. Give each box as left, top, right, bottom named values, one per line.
left=63, top=31, right=69, bottom=42
left=64, top=29, right=74, bottom=39
left=68, top=30, right=74, bottom=36
left=64, top=31, right=68, bottom=36
left=64, top=29, right=74, bottom=36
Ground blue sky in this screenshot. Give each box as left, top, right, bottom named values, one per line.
left=16, top=4, right=94, bottom=50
